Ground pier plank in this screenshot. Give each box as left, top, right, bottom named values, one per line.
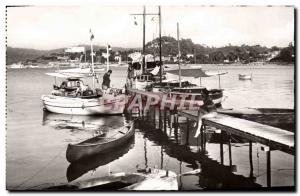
left=178, top=110, right=294, bottom=155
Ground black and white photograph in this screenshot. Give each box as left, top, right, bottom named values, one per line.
left=5, top=3, right=295, bottom=191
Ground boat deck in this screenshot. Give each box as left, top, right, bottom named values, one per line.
left=178, top=110, right=294, bottom=155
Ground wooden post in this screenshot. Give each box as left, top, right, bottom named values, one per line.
left=200, top=124, right=204, bottom=151
left=186, top=118, right=190, bottom=145
left=249, top=141, right=254, bottom=178
left=161, top=146, right=163, bottom=169
left=228, top=134, right=232, bottom=167
left=153, top=106, right=156, bottom=125
left=174, top=114, right=179, bottom=144
left=220, top=130, right=224, bottom=165
left=267, top=149, right=271, bottom=187
left=159, top=109, right=162, bottom=130
left=164, top=110, right=167, bottom=133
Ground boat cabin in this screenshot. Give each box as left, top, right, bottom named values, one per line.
left=52, top=78, right=99, bottom=98
left=135, top=74, right=153, bottom=82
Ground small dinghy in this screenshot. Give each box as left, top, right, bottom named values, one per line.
left=238, top=74, right=252, bottom=80
left=66, top=122, right=135, bottom=162
left=29, top=169, right=178, bottom=191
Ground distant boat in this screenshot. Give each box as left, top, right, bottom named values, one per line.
left=29, top=169, right=178, bottom=191
left=238, top=74, right=252, bottom=80
left=9, top=63, right=24, bottom=69
left=66, top=122, right=135, bottom=162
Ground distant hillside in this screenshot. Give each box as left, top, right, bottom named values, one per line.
left=6, top=47, right=65, bottom=65
left=6, top=45, right=140, bottom=65
left=270, top=43, right=294, bottom=63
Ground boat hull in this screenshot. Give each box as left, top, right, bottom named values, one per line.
left=41, top=94, right=125, bottom=115
left=66, top=123, right=135, bottom=162
left=238, top=74, right=252, bottom=80
left=30, top=169, right=178, bottom=191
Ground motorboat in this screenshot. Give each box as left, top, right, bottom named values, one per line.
left=238, top=74, right=252, bottom=80
left=41, top=31, right=125, bottom=115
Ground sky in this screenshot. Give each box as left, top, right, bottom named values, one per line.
left=6, top=5, right=294, bottom=50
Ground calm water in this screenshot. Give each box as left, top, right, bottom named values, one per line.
left=6, top=64, right=295, bottom=190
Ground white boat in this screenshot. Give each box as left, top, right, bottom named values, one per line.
left=238, top=74, right=252, bottom=80
left=41, top=90, right=125, bottom=115
left=41, top=31, right=125, bottom=115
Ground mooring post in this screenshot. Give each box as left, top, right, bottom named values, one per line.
left=249, top=141, right=254, bottom=178
left=186, top=118, right=190, bottom=145
left=228, top=134, right=232, bottom=167
left=220, top=130, right=224, bottom=165
left=164, top=110, right=167, bottom=133
left=200, top=124, right=204, bottom=151
left=203, top=125, right=207, bottom=151
left=159, top=109, right=162, bottom=130
left=267, top=148, right=271, bottom=187
left=174, top=113, right=179, bottom=144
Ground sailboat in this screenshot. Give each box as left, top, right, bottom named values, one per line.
left=148, top=23, right=226, bottom=107
left=127, top=6, right=166, bottom=91
left=41, top=31, right=126, bottom=115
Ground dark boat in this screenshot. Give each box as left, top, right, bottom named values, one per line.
left=66, top=122, right=135, bottom=162
left=67, top=137, right=135, bottom=182
left=217, top=108, right=294, bottom=132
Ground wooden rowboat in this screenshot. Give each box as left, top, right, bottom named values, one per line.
left=67, top=137, right=135, bottom=182
left=66, top=122, right=135, bottom=162
left=29, top=169, right=178, bottom=191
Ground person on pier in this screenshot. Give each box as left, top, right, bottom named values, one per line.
left=194, top=88, right=217, bottom=137
left=102, top=69, right=112, bottom=90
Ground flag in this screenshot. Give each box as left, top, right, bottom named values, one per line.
left=108, top=44, right=112, bottom=51
left=134, top=16, right=138, bottom=25
left=89, top=29, right=94, bottom=41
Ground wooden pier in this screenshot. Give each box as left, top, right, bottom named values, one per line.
left=178, top=110, right=294, bottom=155
left=178, top=110, right=294, bottom=188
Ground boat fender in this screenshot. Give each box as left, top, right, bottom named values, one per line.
left=81, top=103, right=85, bottom=109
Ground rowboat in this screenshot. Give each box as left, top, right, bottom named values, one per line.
left=238, top=74, right=252, bottom=80
left=67, top=137, right=135, bottom=182
left=217, top=108, right=294, bottom=131
left=66, top=122, right=135, bottom=162
left=29, top=169, right=178, bottom=191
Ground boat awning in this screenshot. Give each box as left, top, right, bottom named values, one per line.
left=166, top=68, right=227, bottom=78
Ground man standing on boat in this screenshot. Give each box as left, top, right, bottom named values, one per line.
left=102, top=69, right=112, bottom=90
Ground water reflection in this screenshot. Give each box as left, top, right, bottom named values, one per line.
left=134, top=106, right=294, bottom=189
left=42, top=111, right=125, bottom=131
left=66, top=137, right=135, bottom=182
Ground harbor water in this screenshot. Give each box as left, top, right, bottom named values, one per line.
left=6, top=64, right=294, bottom=190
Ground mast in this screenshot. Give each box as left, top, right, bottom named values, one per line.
left=106, top=44, right=109, bottom=71
left=177, top=22, right=181, bottom=88
left=142, top=6, right=146, bottom=74
left=131, top=6, right=160, bottom=75
left=90, top=36, right=95, bottom=89
left=159, top=6, right=162, bottom=84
